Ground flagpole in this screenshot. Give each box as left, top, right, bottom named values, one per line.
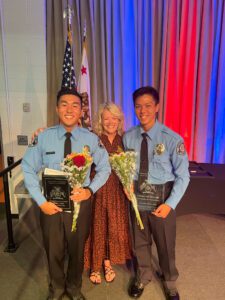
left=61, top=2, right=76, bottom=90
left=78, top=21, right=92, bottom=129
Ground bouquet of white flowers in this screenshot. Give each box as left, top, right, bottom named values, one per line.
left=109, top=150, right=144, bottom=229
left=61, top=147, right=93, bottom=232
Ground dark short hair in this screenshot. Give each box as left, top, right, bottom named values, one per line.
left=133, top=86, right=159, bottom=105
left=56, top=89, right=82, bottom=105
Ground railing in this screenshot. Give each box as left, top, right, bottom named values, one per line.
left=0, top=158, right=22, bottom=252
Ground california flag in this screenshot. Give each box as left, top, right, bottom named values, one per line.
left=78, top=43, right=92, bottom=128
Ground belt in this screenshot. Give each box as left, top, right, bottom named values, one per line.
left=134, top=181, right=174, bottom=212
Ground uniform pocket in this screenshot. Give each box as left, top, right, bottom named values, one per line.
left=150, top=154, right=171, bottom=179
left=152, top=153, right=169, bottom=163
left=43, top=153, right=60, bottom=169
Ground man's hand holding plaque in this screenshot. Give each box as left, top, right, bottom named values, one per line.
left=40, top=201, right=63, bottom=215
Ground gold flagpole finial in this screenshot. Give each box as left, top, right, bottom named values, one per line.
left=63, top=4, right=74, bottom=27
left=63, top=3, right=74, bottom=44
left=83, top=20, right=87, bottom=42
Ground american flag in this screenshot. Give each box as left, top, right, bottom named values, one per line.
left=61, top=27, right=76, bottom=89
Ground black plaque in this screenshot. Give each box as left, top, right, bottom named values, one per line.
left=42, top=174, right=73, bottom=211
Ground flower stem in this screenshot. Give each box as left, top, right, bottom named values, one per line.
left=71, top=202, right=80, bottom=232
left=131, top=193, right=144, bottom=230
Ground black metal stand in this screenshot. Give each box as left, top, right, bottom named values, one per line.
left=3, top=173, right=18, bottom=252
left=0, top=158, right=22, bottom=253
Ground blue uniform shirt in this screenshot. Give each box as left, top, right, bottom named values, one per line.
left=123, top=120, right=190, bottom=209
left=22, top=125, right=111, bottom=206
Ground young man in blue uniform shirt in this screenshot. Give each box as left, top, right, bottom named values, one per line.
left=123, top=86, right=190, bottom=300
left=22, top=89, right=111, bottom=300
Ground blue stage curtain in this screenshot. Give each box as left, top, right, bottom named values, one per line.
left=47, top=0, right=225, bottom=163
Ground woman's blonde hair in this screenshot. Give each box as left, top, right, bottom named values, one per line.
left=93, top=102, right=125, bottom=136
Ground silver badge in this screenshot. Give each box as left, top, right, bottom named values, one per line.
left=154, top=143, right=165, bottom=155
left=83, top=145, right=90, bottom=153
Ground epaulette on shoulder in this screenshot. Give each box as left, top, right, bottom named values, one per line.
left=45, top=125, right=58, bottom=131
left=161, top=125, right=182, bottom=141
left=39, top=126, right=58, bottom=137
left=79, top=127, right=92, bottom=134
left=78, top=127, right=98, bottom=139
left=125, top=126, right=138, bottom=134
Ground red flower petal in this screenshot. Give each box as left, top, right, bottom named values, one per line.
left=72, top=155, right=86, bottom=167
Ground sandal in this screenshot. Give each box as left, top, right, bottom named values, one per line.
left=89, top=271, right=101, bottom=284
left=103, top=260, right=116, bottom=283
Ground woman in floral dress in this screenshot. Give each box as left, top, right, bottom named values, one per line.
left=85, top=102, right=131, bottom=284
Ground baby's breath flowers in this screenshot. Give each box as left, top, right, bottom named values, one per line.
left=61, top=147, right=93, bottom=231
left=109, top=150, right=144, bottom=229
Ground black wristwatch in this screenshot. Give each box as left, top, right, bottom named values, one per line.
left=84, top=186, right=93, bottom=196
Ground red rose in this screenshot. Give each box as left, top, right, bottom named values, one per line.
left=72, top=155, right=86, bottom=167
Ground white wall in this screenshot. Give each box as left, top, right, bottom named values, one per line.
left=0, top=0, right=47, bottom=214
left=0, top=0, right=47, bottom=164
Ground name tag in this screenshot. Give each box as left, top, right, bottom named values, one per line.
left=45, top=151, right=55, bottom=155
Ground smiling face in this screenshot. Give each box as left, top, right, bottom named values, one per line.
left=101, top=109, right=120, bottom=136
left=56, top=94, right=82, bottom=131
left=134, top=94, right=159, bottom=131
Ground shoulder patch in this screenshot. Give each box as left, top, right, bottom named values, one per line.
left=28, top=136, right=38, bottom=147
left=176, top=141, right=186, bottom=155
left=98, top=138, right=105, bottom=148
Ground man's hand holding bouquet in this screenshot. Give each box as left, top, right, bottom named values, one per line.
left=61, top=147, right=93, bottom=232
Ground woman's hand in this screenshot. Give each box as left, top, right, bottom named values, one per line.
left=31, top=127, right=46, bottom=142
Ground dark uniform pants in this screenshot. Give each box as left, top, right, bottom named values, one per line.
left=40, top=199, right=92, bottom=298
left=131, top=208, right=178, bottom=289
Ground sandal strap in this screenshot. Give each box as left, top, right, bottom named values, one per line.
left=104, top=265, right=115, bottom=282
left=90, top=271, right=101, bottom=284
left=90, top=271, right=101, bottom=276
left=104, top=266, right=115, bottom=275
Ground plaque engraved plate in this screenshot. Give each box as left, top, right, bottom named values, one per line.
left=42, top=174, right=73, bottom=211
left=135, top=181, right=173, bottom=212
